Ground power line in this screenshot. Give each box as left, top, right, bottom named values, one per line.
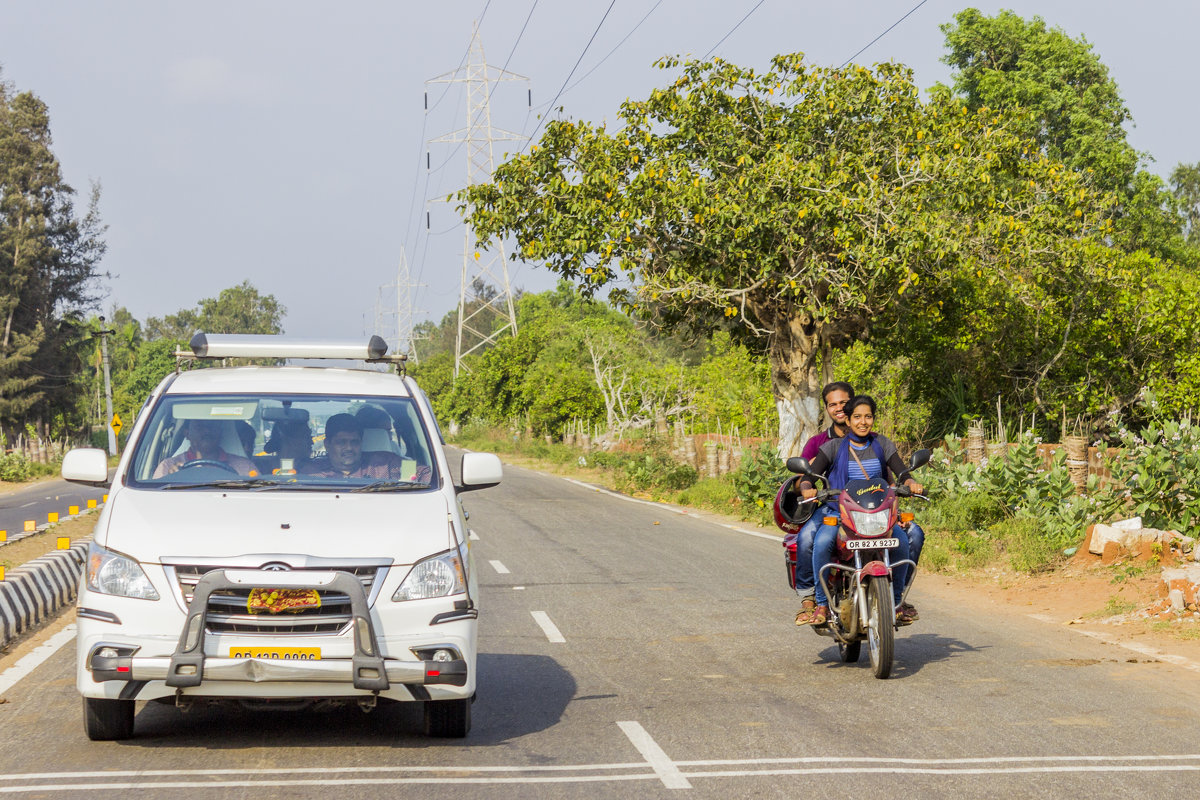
left=703, top=0, right=767, bottom=60
left=839, top=0, right=931, bottom=68
left=522, top=0, right=617, bottom=152
left=532, top=0, right=663, bottom=111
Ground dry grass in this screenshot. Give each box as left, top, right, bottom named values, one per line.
left=0, top=513, right=96, bottom=572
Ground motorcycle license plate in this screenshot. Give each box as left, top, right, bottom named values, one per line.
left=846, top=538, right=899, bottom=550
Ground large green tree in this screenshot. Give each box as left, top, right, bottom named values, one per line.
left=0, top=81, right=106, bottom=442
left=463, top=54, right=1115, bottom=454
left=145, top=280, right=285, bottom=341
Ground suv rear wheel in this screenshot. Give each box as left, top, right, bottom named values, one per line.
left=423, top=698, right=471, bottom=738
left=83, top=697, right=135, bottom=740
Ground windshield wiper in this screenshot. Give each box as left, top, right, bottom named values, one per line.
left=350, top=480, right=432, bottom=493
left=161, top=478, right=286, bottom=491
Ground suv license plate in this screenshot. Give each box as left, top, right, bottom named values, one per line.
left=846, top=538, right=899, bottom=550
left=229, top=647, right=321, bottom=660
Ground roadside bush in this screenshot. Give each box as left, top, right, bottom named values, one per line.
left=0, top=453, right=34, bottom=482
left=676, top=477, right=739, bottom=514
left=1097, top=416, right=1200, bottom=534
left=732, top=442, right=789, bottom=527
left=612, top=453, right=697, bottom=493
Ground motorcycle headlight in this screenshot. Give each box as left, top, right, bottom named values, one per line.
left=392, top=550, right=466, bottom=601
left=848, top=509, right=891, bottom=538
left=87, top=543, right=160, bottom=600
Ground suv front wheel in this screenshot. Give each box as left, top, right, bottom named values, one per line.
left=423, top=697, right=471, bottom=738
left=83, top=696, right=135, bottom=740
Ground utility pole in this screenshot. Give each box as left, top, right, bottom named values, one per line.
left=96, top=317, right=116, bottom=456
left=427, top=22, right=528, bottom=377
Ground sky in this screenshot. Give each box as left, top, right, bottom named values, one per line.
left=1, top=1, right=1196, bottom=351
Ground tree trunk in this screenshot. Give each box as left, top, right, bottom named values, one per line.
left=766, top=312, right=825, bottom=458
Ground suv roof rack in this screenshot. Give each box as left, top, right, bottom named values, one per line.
left=177, top=333, right=408, bottom=366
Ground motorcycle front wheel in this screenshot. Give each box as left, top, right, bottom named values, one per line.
left=866, top=576, right=895, bottom=679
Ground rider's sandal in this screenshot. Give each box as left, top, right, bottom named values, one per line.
left=794, top=598, right=817, bottom=626
left=899, top=602, right=919, bottom=622
left=811, top=605, right=829, bottom=626
left=895, top=604, right=918, bottom=626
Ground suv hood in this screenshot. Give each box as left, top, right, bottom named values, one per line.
left=100, top=488, right=454, bottom=565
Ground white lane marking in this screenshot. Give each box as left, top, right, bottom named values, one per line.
left=513, top=586, right=526, bottom=590
left=469, top=529, right=480, bottom=541
left=5, top=755, right=1200, bottom=791
left=0, top=764, right=648, bottom=780
left=530, top=610, right=565, bottom=643
left=0, top=776, right=660, bottom=792
left=1028, top=613, right=1200, bottom=674
left=618, top=721, right=691, bottom=789
left=489, top=560, right=510, bottom=574
left=561, top=477, right=782, bottom=543
left=0, top=625, right=76, bottom=696
left=17, top=502, right=36, bottom=508
left=675, top=754, right=1200, bottom=766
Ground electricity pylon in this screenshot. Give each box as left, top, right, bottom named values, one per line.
left=428, top=22, right=528, bottom=377
left=379, top=249, right=424, bottom=363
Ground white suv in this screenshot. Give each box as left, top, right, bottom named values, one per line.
left=62, top=334, right=500, bottom=740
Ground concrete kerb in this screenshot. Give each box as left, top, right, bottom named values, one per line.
left=0, top=540, right=89, bottom=651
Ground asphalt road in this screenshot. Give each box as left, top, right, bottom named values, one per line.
left=0, top=477, right=108, bottom=538
left=2, top=457, right=1199, bottom=798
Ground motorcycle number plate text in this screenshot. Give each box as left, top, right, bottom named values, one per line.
left=846, top=538, right=899, bottom=550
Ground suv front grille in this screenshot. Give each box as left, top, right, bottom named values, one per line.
left=171, top=565, right=382, bottom=636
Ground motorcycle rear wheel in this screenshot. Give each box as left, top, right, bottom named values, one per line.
left=867, top=577, right=894, bottom=679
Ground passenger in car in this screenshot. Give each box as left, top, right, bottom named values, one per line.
left=261, top=420, right=314, bottom=474
left=301, top=414, right=430, bottom=482
left=153, top=419, right=256, bottom=478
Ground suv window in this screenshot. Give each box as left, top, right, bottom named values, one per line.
left=127, top=393, right=437, bottom=491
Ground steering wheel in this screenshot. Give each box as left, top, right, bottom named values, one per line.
left=179, top=459, right=239, bottom=474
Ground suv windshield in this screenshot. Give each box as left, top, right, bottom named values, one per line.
left=126, top=393, right=437, bottom=491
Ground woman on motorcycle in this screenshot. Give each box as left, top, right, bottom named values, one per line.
left=798, top=395, right=925, bottom=626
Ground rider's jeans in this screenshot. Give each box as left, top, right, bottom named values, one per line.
left=793, top=515, right=820, bottom=598
left=812, top=504, right=911, bottom=607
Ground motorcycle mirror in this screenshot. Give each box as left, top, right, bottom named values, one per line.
left=786, top=456, right=812, bottom=475
left=908, top=448, right=932, bottom=470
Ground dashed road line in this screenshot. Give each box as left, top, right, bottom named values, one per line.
left=468, top=530, right=480, bottom=541
left=489, top=560, right=510, bottom=574
left=530, top=610, right=565, bottom=643
left=618, top=721, right=692, bottom=789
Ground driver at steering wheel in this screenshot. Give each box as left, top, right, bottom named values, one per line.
left=153, top=419, right=255, bottom=478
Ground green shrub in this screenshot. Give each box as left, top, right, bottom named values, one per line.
left=613, top=453, right=697, bottom=493
left=0, top=453, right=35, bottom=482
left=731, top=442, right=789, bottom=526
left=1003, top=516, right=1062, bottom=573
left=1098, top=416, right=1200, bottom=534
left=676, top=477, right=739, bottom=513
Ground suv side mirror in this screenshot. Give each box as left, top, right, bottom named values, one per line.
left=458, top=452, right=502, bottom=492
left=62, top=448, right=110, bottom=486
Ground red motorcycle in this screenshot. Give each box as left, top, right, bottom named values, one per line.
left=776, top=450, right=930, bottom=679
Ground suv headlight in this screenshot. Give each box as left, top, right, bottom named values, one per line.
left=87, top=543, right=160, bottom=600
left=393, top=550, right=465, bottom=601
